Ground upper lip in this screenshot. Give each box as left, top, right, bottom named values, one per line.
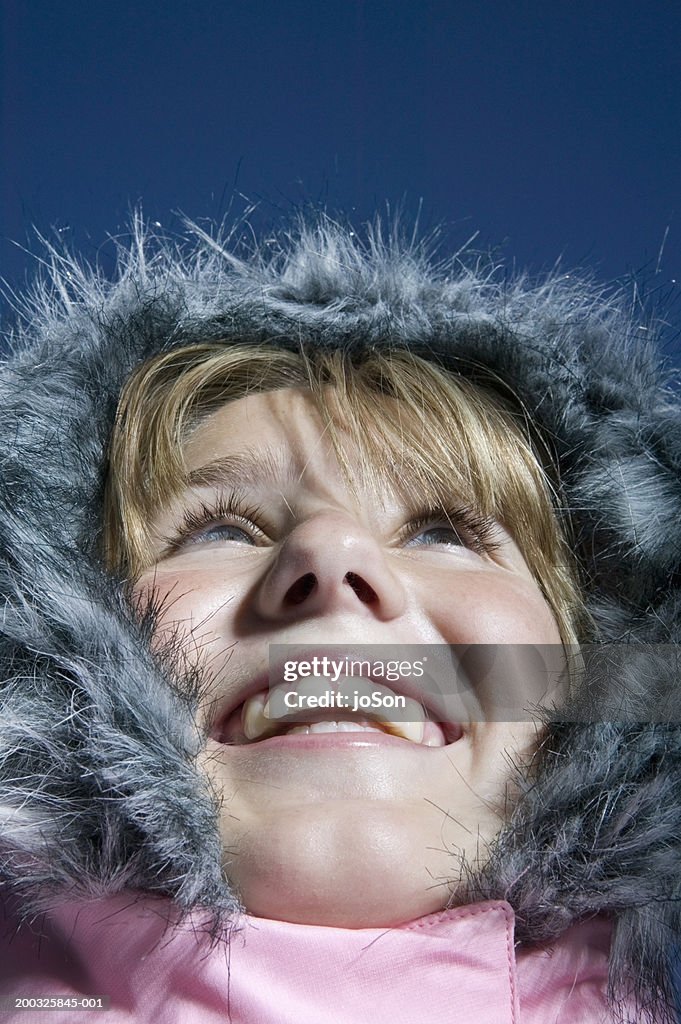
left=208, top=644, right=464, bottom=743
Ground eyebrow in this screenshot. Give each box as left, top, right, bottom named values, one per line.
left=184, top=445, right=302, bottom=490
left=182, top=442, right=446, bottom=510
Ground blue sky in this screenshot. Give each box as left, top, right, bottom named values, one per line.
left=2, top=0, right=680, bottom=354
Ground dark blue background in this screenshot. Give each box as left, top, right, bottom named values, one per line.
left=2, top=1, right=680, bottom=355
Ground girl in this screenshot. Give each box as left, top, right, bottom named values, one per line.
left=0, top=216, right=679, bottom=1022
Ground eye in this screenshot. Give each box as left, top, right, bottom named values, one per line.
left=182, top=522, right=257, bottom=547
left=399, top=506, right=501, bottom=555
left=404, top=523, right=466, bottom=548
left=161, top=492, right=269, bottom=555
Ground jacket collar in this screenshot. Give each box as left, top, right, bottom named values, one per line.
left=2, top=894, right=614, bottom=1023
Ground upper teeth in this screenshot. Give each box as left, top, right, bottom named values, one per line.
left=240, top=676, right=440, bottom=745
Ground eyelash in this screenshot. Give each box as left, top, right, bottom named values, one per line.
left=398, top=507, right=501, bottom=555
left=162, top=492, right=269, bottom=553
left=162, top=492, right=501, bottom=556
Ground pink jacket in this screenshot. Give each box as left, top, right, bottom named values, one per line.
left=1, top=894, right=623, bottom=1023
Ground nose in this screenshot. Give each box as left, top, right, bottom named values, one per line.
left=254, top=512, right=407, bottom=623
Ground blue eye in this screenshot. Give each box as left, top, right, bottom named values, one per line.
left=400, top=507, right=501, bottom=555
left=163, top=493, right=268, bottom=556
left=404, top=524, right=466, bottom=548
left=184, top=523, right=256, bottom=546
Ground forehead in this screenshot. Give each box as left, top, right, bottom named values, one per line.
left=184, top=388, right=329, bottom=466
left=179, top=385, right=413, bottom=516
left=184, top=387, right=344, bottom=483
left=178, top=381, right=526, bottom=513
left=180, top=385, right=462, bottom=512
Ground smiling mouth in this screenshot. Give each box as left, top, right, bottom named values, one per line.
left=212, top=680, right=463, bottom=748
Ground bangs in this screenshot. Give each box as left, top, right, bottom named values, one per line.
left=304, top=351, right=551, bottom=532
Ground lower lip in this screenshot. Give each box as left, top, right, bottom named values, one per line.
left=215, top=730, right=455, bottom=752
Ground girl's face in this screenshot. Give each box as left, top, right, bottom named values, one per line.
left=133, top=388, right=564, bottom=928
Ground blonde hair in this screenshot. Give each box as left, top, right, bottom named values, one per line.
left=103, top=343, right=587, bottom=644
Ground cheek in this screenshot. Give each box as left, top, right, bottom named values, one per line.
left=430, top=575, right=562, bottom=646
left=131, top=567, right=239, bottom=656
left=426, top=576, right=565, bottom=722
left=132, top=568, right=249, bottom=734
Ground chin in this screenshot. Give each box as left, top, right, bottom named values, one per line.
left=240, top=878, right=454, bottom=929
left=222, top=804, right=470, bottom=928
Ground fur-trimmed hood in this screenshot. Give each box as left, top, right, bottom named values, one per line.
left=1, top=215, right=680, bottom=1021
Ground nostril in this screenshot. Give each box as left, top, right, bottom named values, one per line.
left=284, top=572, right=317, bottom=606
left=345, top=572, right=378, bottom=604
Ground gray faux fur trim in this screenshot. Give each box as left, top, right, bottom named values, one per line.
left=1, top=214, right=679, bottom=1020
